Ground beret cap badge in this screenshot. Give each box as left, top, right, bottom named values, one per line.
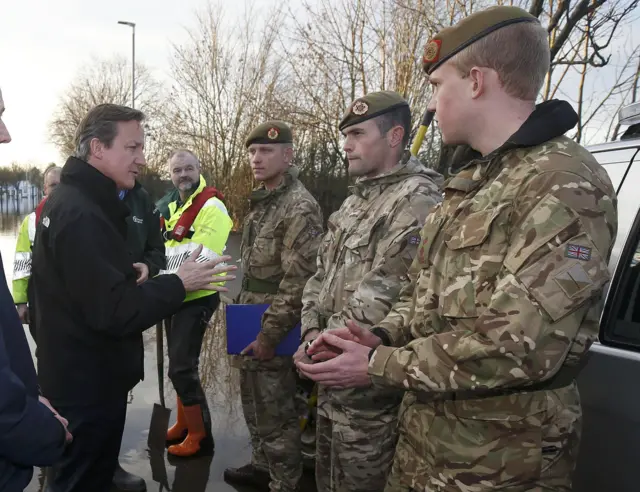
left=351, top=101, right=369, bottom=116
left=423, top=39, right=442, bottom=64
left=267, top=127, right=279, bottom=140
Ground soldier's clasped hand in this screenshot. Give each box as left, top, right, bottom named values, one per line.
left=295, top=332, right=373, bottom=388
left=306, top=320, right=382, bottom=362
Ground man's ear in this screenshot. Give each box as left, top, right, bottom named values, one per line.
left=388, top=125, right=405, bottom=149
left=468, top=67, right=486, bottom=100
left=284, top=146, right=294, bottom=164
left=89, top=138, right=104, bottom=160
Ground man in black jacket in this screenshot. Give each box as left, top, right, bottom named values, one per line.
left=31, top=103, right=236, bottom=492
left=0, top=87, right=70, bottom=492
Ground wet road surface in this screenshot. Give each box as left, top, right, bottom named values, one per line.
left=0, top=231, right=318, bottom=492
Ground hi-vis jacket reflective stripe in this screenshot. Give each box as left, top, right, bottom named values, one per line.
left=160, top=176, right=233, bottom=302
left=12, top=212, right=36, bottom=304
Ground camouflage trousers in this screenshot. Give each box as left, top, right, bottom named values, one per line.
left=315, top=414, right=398, bottom=492
left=240, top=365, right=302, bottom=492
left=384, top=383, right=583, bottom=492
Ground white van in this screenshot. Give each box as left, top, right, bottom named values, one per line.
left=574, top=102, right=640, bottom=491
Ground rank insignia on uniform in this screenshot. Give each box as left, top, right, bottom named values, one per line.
left=565, top=244, right=592, bottom=261
left=267, top=127, right=279, bottom=140
left=423, top=39, right=442, bottom=64
left=352, top=101, right=369, bottom=115
left=408, top=235, right=420, bottom=245
left=308, top=226, right=321, bottom=238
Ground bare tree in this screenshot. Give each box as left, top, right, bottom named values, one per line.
left=163, top=1, right=287, bottom=225
left=393, top=0, right=640, bottom=148
left=44, top=0, right=637, bottom=219
left=276, top=0, right=446, bottom=200
left=609, top=53, right=640, bottom=141
left=531, top=0, right=640, bottom=142
left=48, top=56, right=169, bottom=173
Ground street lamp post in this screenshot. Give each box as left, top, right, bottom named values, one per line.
left=118, top=20, right=136, bottom=109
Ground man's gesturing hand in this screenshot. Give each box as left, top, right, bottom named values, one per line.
left=176, top=245, right=237, bottom=293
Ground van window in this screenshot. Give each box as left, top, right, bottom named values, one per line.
left=601, top=208, right=640, bottom=350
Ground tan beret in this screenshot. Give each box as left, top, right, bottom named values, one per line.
left=339, top=90, right=409, bottom=132
left=422, top=5, right=538, bottom=74
left=245, top=120, right=293, bottom=148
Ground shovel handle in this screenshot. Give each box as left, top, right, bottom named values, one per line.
left=410, top=109, right=435, bottom=156
left=156, top=321, right=166, bottom=408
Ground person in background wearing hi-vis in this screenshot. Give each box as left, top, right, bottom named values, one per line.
left=12, top=165, right=61, bottom=341
left=156, top=149, right=233, bottom=458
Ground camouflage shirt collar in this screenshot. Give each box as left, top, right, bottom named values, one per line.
left=445, top=155, right=496, bottom=193
left=349, top=153, right=416, bottom=199
left=250, top=166, right=298, bottom=205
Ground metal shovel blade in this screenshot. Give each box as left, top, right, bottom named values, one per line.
left=148, top=320, right=172, bottom=451
left=148, top=402, right=171, bottom=451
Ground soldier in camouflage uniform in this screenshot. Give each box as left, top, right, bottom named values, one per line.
left=295, top=91, right=443, bottom=492
left=297, top=6, right=618, bottom=492
left=224, top=121, right=324, bottom=492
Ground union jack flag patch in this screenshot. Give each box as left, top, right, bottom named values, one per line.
left=565, top=244, right=591, bottom=261
left=408, top=235, right=420, bottom=245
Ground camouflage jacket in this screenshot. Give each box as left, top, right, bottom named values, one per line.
left=368, top=103, right=617, bottom=427
left=301, top=156, right=444, bottom=423
left=234, top=167, right=323, bottom=370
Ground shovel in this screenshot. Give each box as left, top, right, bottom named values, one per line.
left=149, top=447, right=171, bottom=491
left=147, top=318, right=172, bottom=451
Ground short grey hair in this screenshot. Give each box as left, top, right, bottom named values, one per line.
left=74, top=104, right=145, bottom=161
left=167, top=149, right=200, bottom=168
left=43, top=165, right=62, bottom=182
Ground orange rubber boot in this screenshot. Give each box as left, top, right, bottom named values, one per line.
left=167, top=404, right=214, bottom=458
left=166, top=397, right=187, bottom=444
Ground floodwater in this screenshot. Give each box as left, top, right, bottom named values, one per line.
left=0, top=204, right=317, bottom=492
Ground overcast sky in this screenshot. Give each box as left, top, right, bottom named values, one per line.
left=0, top=0, right=275, bottom=167
left=0, top=0, right=637, bottom=168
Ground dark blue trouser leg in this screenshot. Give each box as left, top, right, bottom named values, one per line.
left=45, top=396, right=127, bottom=492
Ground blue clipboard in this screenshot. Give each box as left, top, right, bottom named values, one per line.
left=225, top=304, right=301, bottom=356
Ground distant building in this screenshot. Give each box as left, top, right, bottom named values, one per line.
left=0, top=180, right=41, bottom=215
